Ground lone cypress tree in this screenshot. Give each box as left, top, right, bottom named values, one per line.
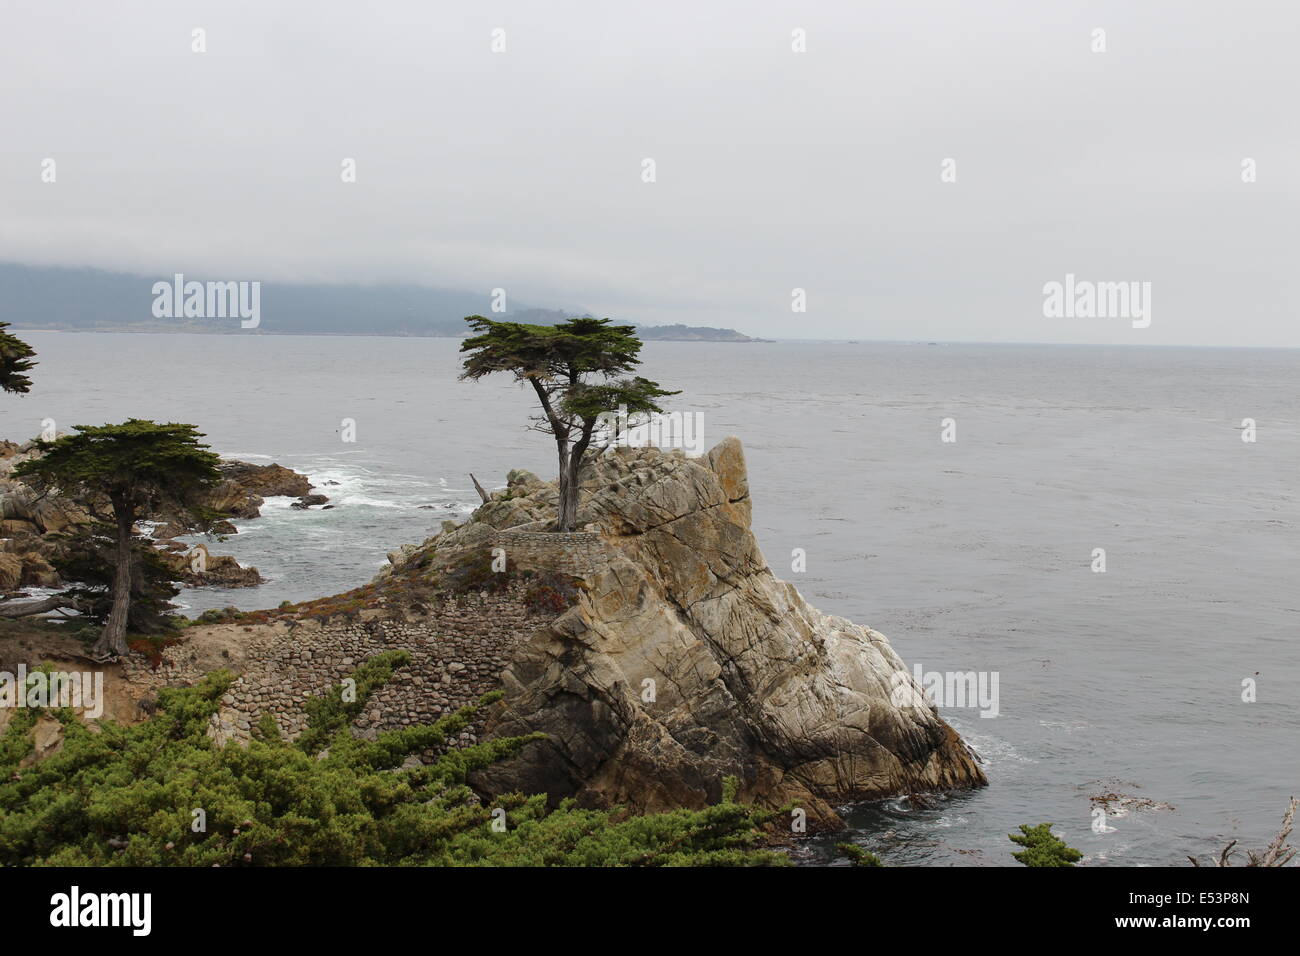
left=14, top=420, right=222, bottom=659
left=0, top=322, right=36, bottom=394
left=459, top=316, right=677, bottom=531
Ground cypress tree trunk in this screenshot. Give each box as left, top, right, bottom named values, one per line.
left=92, top=501, right=134, bottom=659
left=558, top=431, right=592, bottom=533
left=558, top=465, right=579, bottom=531
left=556, top=441, right=576, bottom=532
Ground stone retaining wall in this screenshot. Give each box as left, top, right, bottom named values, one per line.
left=116, top=534, right=611, bottom=753
left=198, top=586, right=548, bottom=749
left=491, top=527, right=613, bottom=577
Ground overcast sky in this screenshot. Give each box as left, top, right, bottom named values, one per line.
left=1, top=1, right=1295, bottom=345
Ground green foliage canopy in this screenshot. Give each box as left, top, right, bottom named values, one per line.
left=0, top=651, right=787, bottom=867
left=0, top=321, right=36, bottom=394
left=1009, top=823, right=1083, bottom=867
left=13, top=419, right=223, bottom=520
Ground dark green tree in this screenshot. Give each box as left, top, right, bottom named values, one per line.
left=0, top=322, right=36, bottom=394
left=13, top=420, right=222, bottom=658
left=1009, top=823, right=1083, bottom=866
left=459, top=316, right=678, bottom=531
left=51, top=527, right=184, bottom=635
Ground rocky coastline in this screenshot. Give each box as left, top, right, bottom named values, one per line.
left=0, top=438, right=326, bottom=594
left=1, top=436, right=985, bottom=828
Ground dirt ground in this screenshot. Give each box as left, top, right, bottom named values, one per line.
left=0, top=617, right=276, bottom=734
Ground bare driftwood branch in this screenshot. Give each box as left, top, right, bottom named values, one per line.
left=468, top=473, right=490, bottom=504
left=1252, top=796, right=1297, bottom=867
left=1191, top=797, right=1297, bottom=866
left=0, top=594, right=81, bottom=618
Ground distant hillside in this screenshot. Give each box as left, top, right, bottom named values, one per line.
left=506, top=310, right=761, bottom=341
left=0, top=263, right=489, bottom=336
left=635, top=324, right=765, bottom=342
left=0, top=263, right=762, bottom=341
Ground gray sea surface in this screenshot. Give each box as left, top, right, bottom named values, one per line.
left=5, top=331, right=1297, bottom=866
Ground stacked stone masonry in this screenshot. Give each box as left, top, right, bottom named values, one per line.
left=119, top=533, right=615, bottom=755
left=208, top=588, right=547, bottom=749
left=110, top=586, right=548, bottom=752
left=492, top=529, right=613, bottom=577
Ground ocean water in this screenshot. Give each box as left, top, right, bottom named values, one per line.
left=5, top=331, right=1298, bottom=867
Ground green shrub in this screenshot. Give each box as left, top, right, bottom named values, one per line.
left=52, top=528, right=185, bottom=634
left=195, top=606, right=243, bottom=625
left=0, top=652, right=785, bottom=867
left=838, top=844, right=884, bottom=866
left=1009, top=823, right=1082, bottom=867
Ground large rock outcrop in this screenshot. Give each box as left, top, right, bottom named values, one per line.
left=433, top=437, right=986, bottom=825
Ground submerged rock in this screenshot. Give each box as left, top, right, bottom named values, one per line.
left=168, top=550, right=263, bottom=588
left=460, top=437, right=986, bottom=825
left=216, top=461, right=313, bottom=499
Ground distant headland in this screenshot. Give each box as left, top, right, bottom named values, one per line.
left=0, top=263, right=764, bottom=342
left=636, top=323, right=768, bottom=342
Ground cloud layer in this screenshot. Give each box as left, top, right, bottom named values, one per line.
left=1, top=0, right=1294, bottom=345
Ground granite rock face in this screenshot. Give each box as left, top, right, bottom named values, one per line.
left=464, top=438, right=986, bottom=824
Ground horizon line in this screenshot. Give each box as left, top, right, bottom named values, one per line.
left=10, top=327, right=1298, bottom=351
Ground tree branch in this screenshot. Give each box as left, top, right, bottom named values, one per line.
left=527, top=375, right=569, bottom=440
left=0, top=594, right=81, bottom=618
left=468, top=473, right=490, bottom=504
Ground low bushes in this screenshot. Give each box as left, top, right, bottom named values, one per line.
left=0, top=651, right=786, bottom=867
